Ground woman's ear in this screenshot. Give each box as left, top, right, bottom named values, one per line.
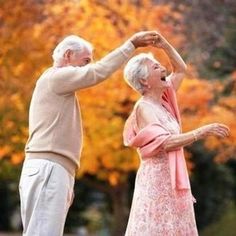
left=139, top=78, right=149, bottom=87
left=140, top=78, right=151, bottom=90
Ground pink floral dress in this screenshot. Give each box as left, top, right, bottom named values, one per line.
left=124, top=99, right=198, bottom=236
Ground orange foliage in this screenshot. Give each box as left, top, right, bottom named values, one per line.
left=179, top=75, right=236, bottom=163
left=11, top=153, right=24, bottom=165
left=0, top=146, right=12, bottom=159
left=0, top=0, right=235, bottom=184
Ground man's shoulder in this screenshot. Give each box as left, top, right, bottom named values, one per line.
left=38, top=67, right=53, bottom=79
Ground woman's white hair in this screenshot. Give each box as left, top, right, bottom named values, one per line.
left=124, top=53, right=154, bottom=94
left=52, top=35, right=93, bottom=65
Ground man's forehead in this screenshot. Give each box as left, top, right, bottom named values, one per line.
left=80, top=48, right=93, bottom=58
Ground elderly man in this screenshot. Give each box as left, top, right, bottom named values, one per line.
left=19, top=31, right=158, bottom=236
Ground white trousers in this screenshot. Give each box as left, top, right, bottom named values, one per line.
left=19, top=159, right=75, bottom=236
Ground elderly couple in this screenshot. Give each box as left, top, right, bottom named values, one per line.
left=19, top=31, right=229, bottom=236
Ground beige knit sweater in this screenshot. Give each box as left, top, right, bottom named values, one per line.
left=25, top=40, right=135, bottom=175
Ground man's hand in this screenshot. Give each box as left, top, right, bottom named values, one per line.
left=153, top=32, right=168, bottom=49
left=130, top=31, right=158, bottom=48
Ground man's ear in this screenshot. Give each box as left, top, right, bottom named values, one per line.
left=64, top=49, right=72, bottom=61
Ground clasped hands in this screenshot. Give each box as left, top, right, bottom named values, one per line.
left=130, top=30, right=167, bottom=48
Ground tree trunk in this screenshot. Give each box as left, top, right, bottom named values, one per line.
left=110, top=183, right=129, bottom=236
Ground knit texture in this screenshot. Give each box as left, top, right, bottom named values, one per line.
left=25, top=40, right=135, bottom=171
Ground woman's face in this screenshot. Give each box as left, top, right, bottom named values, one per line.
left=146, top=58, right=168, bottom=89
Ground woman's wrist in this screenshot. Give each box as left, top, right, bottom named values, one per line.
left=192, top=131, right=198, bottom=141
left=160, top=39, right=171, bottom=50
left=192, top=128, right=202, bottom=141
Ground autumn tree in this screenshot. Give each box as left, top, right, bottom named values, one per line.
left=0, top=0, right=235, bottom=233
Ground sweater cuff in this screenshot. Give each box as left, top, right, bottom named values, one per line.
left=119, top=40, right=135, bottom=57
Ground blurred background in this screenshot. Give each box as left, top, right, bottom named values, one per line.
left=0, top=0, right=235, bottom=235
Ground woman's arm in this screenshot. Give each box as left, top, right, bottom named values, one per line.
left=136, top=104, right=230, bottom=152
left=154, top=32, right=187, bottom=91
left=164, top=123, right=230, bottom=152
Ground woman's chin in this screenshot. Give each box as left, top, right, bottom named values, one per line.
left=161, top=81, right=170, bottom=88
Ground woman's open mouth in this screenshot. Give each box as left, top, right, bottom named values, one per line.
left=161, top=76, right=166, bottom=81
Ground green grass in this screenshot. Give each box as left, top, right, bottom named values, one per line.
left=200, top=203, right=236, bottom=236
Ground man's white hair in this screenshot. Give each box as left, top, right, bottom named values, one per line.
left=124, top=53, right=154, bottom=94
left=52, top=35, right=93, bottom=65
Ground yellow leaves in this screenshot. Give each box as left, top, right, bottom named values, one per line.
left=219, top=96, right=236, bottom=111
left=1, top=0, right=235, bottom=186
left=198, top=103, right=235, bottom=163
left=11, top=152, right=24, bottom=165
left=32, top=24, right=44, bottom=39
left=117, top=150, right=140, bottom=171
left=5, top=120, right=15, bottom=130
left=74, top=0, right=217, bottom=183
left=11, top=135, right=21, bottom=144
left=0, top=146, right=23, bottom=165
left=0, top=146, right=24, bottom=167
left=204, top=136, right=221, bottom=151
left=21, top=126, right=29, bottom=137
left=100, top=154, right=115, bottom=169
left=178, top=78, right=214, bottom=114
left=211, top=105, right=235, bottom=123
left=108, top=171, right=120, bottom=186
left=10, top=93, right=24, bottom=112
left=182, top=114, right=202, bottom=131
left=178, top=75, right=236, bottom=163
left=49, top=4, right=65, bottom=15
left=45, top=1, right=78, bottom=16
left=78, top=149, right=100, bottom=176
left=0, top=146, right=11, bottom=159
left=14, top=63, right=25, bottom=77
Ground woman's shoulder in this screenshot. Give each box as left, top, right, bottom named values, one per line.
left=135, top=99, right=164, bottom=114
left=134, top=99, right=155, bottom=115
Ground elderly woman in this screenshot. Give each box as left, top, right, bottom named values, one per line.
left=123, top=33, right=229, bottom=236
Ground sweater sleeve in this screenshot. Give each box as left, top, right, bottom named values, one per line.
left=49, top=40, right=135, bottom=94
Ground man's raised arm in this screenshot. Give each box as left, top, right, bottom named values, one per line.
left=50, top=31, right=158, bottom=94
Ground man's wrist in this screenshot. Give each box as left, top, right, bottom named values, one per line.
left=120, top=40, right=136, bottom=57
left=130, top=39, right=138, bottom=48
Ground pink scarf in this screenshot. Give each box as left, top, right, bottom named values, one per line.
left=123, top=82, right=190, bottom=190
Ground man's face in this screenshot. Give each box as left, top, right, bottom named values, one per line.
left=69, top=48, right=93, bottom=67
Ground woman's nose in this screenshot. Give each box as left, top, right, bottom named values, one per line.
left=161, top=67, right=166, bottom=73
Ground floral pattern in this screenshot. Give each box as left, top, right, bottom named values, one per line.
left=125, top=101, right=198, bottom=236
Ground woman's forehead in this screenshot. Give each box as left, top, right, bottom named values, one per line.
left=147, top=58, right=160, bottom=66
